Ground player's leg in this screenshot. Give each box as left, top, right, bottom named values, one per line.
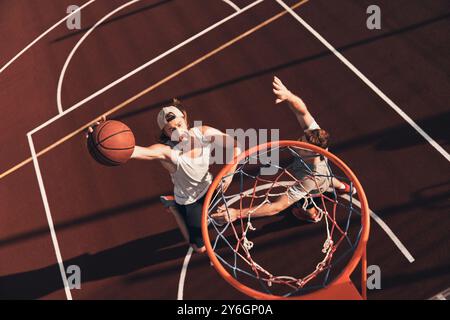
left=160, top=195, right=190, bottom=244
left=177, top=199, right=206, bottom=253
left=169, top=207, right=191, bottom=243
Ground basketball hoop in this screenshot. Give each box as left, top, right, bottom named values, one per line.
left=202, top=141, right=370, bottom=300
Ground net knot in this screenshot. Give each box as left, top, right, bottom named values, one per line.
left=243, top=237, right=254, bottom=251
left=322, top=239, right=334, bottom=253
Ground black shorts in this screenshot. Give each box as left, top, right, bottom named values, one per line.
left=175, top=195, right=207, bottom=248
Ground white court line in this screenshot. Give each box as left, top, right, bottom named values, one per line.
left=28, top=0, right=265, bottom=300
left=276, top=0, right=450, bottom=163
left=27, top=134, right=73, bottom=300
left=341, top=195, right=415, bottom=263
left=57, top=0, right=142, bottom=114
left=222, top=0, right=241, bottom=12
left=0, top=0, right=97, bottom=75
left=29, top=0, right=264, bottom=135
left=222, top=182, right=414, bottom=263
left=177, top=247, right=193, bottom=300
left=177, top=181, right=415, bottom=299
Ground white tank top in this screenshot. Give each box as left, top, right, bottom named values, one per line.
left=170, top=127, right=213, bottom=205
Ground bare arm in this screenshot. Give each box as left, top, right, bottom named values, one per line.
left=86, top=117, right=173, bottom=163
left=211, top=194, right=292, bottom=224
left=131, top=144, right=173, bottom=162
left=272, top=76, right=315, bottom=130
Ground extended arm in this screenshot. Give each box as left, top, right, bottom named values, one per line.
left=211, top=194, right=292, bottom=224
left=131, top=144, right=173, bottom=162
left=86, top=117, right=173, bottom=163
left=272, top=76, right=316, bottom=130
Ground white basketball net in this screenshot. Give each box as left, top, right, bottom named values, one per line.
left=206, top=144, right=363, bottom=297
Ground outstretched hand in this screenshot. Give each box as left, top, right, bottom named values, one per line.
left=272, top=76, right=293, bottom=104
left=85, top=115, right=107, bottom=138
left=211, top=206, right=239, bottom=224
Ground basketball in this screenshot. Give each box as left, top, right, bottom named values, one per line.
left=87, top=120, right=135, bottom=166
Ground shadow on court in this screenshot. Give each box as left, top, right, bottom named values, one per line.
left=0, top=207, right=357, bottom=299
left=333, top=111, right=450, bottom=153
left=0, top=228, right=186, bottom=299
left=376, top=181, right=450, bottom=215
left=0, top=193, right=168, bottom=249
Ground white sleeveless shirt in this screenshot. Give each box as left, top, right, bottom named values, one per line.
left=169, top=127, right=213, bottom=205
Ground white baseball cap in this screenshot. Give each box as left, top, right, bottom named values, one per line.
left=157, top=106, right=184, bottom=130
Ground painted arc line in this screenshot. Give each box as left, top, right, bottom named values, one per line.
left=57, top=0, right=246, bottom=113
left=51, top=0, right=265, bottom=128
left=222, top=0, right=241, bottom=12
left=57, top=0, right=142, bottom=114
left=275, top=0, right=450, bottom=163
left=30, top=0, right=266, bottom=301
left=0, top=0, right=263, bottom=176
left=30, top=0, right=265, bottom=134
left=0, top=0, right=97, bottom=75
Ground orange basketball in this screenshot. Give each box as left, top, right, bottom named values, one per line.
left=88, top=120, right=135, bottom=166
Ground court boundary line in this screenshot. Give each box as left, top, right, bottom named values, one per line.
left=0, top=0, right=97, bottom=75
left=40, top=0, right=264, bottom=133
left=9, top=0, right=416, bottom=300
left=26, top=0, right=271, bottom=300
left=275, top=0, right=450, bottom=163
left=27, top=134, right=73, bottom=300
left=0, top=0, right=265, bottom=181
left=274, top=0, right=418, bottom=264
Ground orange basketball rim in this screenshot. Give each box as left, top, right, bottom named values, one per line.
left=201, top=140, right=370, bottom=300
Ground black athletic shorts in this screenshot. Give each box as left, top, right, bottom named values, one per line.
left=175, top=195, right=207, bottom=248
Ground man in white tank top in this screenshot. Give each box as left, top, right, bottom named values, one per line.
left=128, top=100, right=241, bottom=253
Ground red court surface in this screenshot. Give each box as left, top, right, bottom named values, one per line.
left=0, top=0, right=449, bottom=300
